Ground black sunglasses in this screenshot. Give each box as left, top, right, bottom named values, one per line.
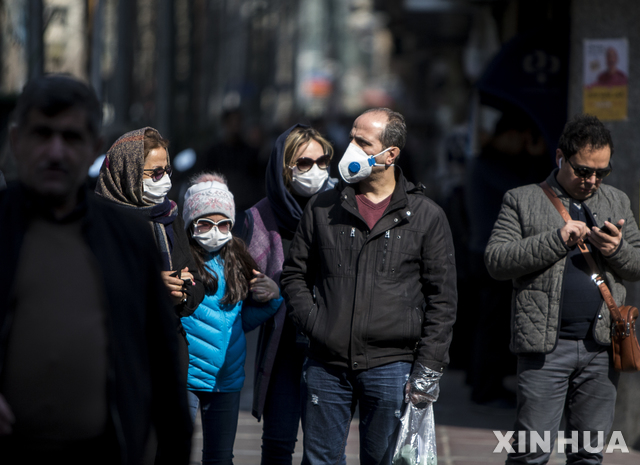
left=143, top=165, right=173, bottom=182
left=193, top=218, right=233, bottom=235
left=566, top=158, right=612, bottom=180
left=290, top=154, right=331, bottom=173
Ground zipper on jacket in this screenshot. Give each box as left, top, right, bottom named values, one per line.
left=348, top=227, right=356, bottom=273
left=380, top=230, right=390, bottom=271
left=590, top=244, right=612, bottom=343
left=552, top=250, right=570, bottom=353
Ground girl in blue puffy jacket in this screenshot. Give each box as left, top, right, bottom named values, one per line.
left=181, top=172, right=282, bottom=465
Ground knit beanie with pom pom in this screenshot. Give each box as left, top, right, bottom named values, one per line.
left=182, top=172, right=235, bottom=229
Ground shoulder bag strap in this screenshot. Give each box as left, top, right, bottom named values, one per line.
left=539, top=181, right=623, bottom=322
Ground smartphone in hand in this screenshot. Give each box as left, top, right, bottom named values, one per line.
left=600, top=222, right=622, bottom=235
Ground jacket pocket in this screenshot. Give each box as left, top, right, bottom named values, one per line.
left=320, top=226, right=357, bottom=277
left=303, top=304, right=319, bottom=337
left=404, top=306, right=423, bottom=349
left=375, top=228, right=419, bottom=278
left=512, top=289, right=550, bottom=352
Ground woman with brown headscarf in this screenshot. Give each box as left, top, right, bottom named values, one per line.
left=95, top=127, right=205, bottom=374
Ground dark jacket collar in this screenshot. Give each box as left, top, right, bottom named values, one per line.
left=338, top=167, right=421, bottom=234
left=339, top=166, right=416, bottom=208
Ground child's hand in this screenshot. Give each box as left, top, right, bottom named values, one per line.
left=250, top=270, right=280, bottom=302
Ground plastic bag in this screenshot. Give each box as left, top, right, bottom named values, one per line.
left=392, top=402, right=437, bottom=465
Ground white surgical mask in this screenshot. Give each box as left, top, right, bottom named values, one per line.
left=290, top=164, right=329, bottom=197
left=142, top=174, right=172, bottom=204
left=193, top=228, right=232, bottom=252
left=338, top=143, right=393, bottom=184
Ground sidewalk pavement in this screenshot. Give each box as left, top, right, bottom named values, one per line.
left=190, top=333, right=640, bottom=464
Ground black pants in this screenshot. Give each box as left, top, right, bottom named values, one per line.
left=0, top=429, right=121, bottom=465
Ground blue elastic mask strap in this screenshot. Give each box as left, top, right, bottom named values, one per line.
left=368, top=147, right=393, bottom=167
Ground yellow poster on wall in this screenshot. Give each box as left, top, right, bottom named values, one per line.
left=583, top=38, right=628, bottom=121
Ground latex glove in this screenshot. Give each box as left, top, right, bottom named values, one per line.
left=404, top=363, right=442, bottom=405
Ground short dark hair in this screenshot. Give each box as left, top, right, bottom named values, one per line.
left=12, top=74, right=102, bottom=138
left=557, top=114, right=613, bottom=159
left=362, top=107, right=407, bottom=150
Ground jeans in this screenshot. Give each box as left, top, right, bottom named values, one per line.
left=507, top=338, right=619, bottom=465
left=301, top=358, right=411, bottom=465
left=260, top=319, right=306, bottom=465
left=190, top=390, right=242, bottom=465
left=188, top=390, right=200, bottom=422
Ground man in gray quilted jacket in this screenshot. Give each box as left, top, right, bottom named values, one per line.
left=485, top=114, right=640, bottom=465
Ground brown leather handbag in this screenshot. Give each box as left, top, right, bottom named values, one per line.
left=540, top=181, right=640, bottom=372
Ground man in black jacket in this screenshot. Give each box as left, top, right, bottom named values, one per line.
left=281, top=108, right=457, bottom=465
left=0, top=75, right=192, bottom=464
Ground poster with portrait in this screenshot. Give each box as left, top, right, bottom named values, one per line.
left=583, top=38, right=629, bottom=121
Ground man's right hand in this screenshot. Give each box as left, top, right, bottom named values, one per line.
left=560, top=220, right=590, bottom=247
left=0, top=394, right=15, bottom=435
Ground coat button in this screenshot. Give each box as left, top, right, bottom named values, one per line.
left=406, top=211, right=411, bottom=216
left=394, top=218, right=399, bottom=223
left=353, top=362, right=358, bottom=368
left=598, top=314, right=603, bottom=319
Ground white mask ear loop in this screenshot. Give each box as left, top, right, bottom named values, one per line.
left=369, top=147, right=393, bottom=167
left=558, top=158, right=563, bottom=169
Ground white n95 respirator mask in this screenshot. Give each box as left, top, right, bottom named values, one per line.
left=338, top=144, right=393, bottom=184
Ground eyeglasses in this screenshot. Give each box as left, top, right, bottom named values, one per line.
left=143, top=166, right=173, bottom=182
left=566, top=157, right=612, bottom=180
left=193, top=218, right=233, bottom=235
left=290, top=154, right=331, bottom=172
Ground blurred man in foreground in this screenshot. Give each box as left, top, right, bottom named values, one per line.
left=0, top=75, right=191, bottom=464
